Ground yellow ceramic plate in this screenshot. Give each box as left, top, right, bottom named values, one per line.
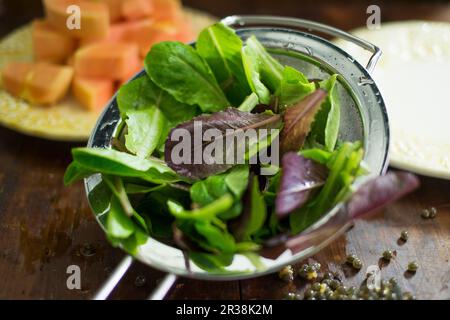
left=334, top=21, right=450, bottom=180
left=0, top=8, right=217, bottom=141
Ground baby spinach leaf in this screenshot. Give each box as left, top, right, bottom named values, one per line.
left=164, top=107, right=281, bottom=179
left=125, top=107, right=167, bottom=158
left=237, top=92, right=259, bottom=112
left=87, top=180, right=111, bottom=215
left=64, top=162, right=94, bottom=185
left=71, top=148, right=179, bottom=184
left=300, top=148, right=332, bottom=165
left=224, top=165, right=250, bottom=198
left=194, top=220, right=236, bottom=253
left=145, top=41, right=229, bottom=113
left=280, top=89, right=327, bottom=154
left=189, top=251, right=234, bottom=272
left=117, top=75, right=197, bottom=124
left=275, top=152, right=327, bottom=217
left=277, top=66, right=316, bottom=108
left=106, top=196, right=135, bottom=239
left=167, top=194, right=234, bottom=221
left=242, top=43, right=271, bottom=104
left=245, top=36, right=284, bottom=93
left=196, top=22, right=251, bottom=106
left=230, top=175, right=267, bottom=241
left=309, top=74, right=341, bottom=151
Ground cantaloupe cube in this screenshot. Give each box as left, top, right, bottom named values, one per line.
left=91, top=0, right=124, bottom=23
left=2, top=62, right=34, bottom=97
left=44, top=0, right=109, bottom=39
left=152, top=0, right=182, bottom=22
left=24, top=63, right=74, bottom=105
left=72, top=76, right=114, bottom=110
left=121, top=0, right=153, bottom=21
left=79, top=19, right=154, bottom=47
left=3, top=62, right=73, bottom=105
left=74, top=42, right=139, bottom=80
left=32, top=19, right=77, bottom=63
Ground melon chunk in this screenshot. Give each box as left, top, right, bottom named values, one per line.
left=122, top=0, right=153, bottom=21
left=74, top=42, right=139, bottom=80
left=24, top=63, right=74, bottom=104
left=2, top=62, right=34, bottom=97
left=32, top=19, right=77, bottom=63
left=91, top=0, right=124, bottom=23
left=72, top=76, right=114, bottom=110
left=152, top=0, right=182, bottom=22
left=79, top=19, right=154, bottom=47
left=2, top=62, right=73, bottom=105
left=44, top=0, right=109, bottom=38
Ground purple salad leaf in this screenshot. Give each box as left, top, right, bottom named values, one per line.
left=275, top=152, right=328, bottom=217
left=347, top=171, right=420, bottom=219
left=262, top=171, right=420, bottom=258
left=280, top=89, right=327, bottom=154
left=164, top=107, right=282, bottom=179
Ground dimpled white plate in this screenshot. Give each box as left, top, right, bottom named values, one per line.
left=334, top=21, right=450, bottom=180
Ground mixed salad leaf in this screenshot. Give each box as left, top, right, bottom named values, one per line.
left=65, top=22, right=419, bottom=272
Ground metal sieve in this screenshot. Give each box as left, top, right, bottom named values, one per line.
left=85, top=15, right=389, bottom=300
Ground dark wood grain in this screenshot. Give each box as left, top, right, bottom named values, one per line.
left=0, top=0, right=449, bottom=300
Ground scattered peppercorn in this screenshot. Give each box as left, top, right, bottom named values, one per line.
left=285, top=292, right=301, bottom=300
left=421, top=209, right=430, bottom=219
left=407, top=261, right=419, bottom=273
left=278, top=265, right=294, bottom=282
left=346, top=254, right=357, bottom=264
left=400, top=230, right=409, bottom=241
left=352, top=258, right=363, bottom=270
left=429, top=207, right=437, bottom=218
left=382, top=250, right=394, bottom=261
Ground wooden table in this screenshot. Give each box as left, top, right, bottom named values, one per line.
left=0, top=0, right=449, bottom=299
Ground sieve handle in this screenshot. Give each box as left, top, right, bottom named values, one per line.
left=92, top=256, right=177, bottom=300
left=221, top=15, right=382, bottom=74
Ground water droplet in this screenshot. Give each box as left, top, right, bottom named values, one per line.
left=304, top=46, right=313, bottom=56
left=80, top=243, right=96, bottom=257
left=134, top=275, right=146, bottom=287
left=357, top=76, right=374, bottom=86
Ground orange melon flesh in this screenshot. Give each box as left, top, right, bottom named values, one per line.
left=32, top=19, right=78, bottom=63
left=2, top=62, right=34, bottom=97
left=79, top=19, right=154, bottom=47
left=91, top=0, right=124, bottom=23
left=122, top=0, right=154, bottom=21
left=44, top=0, right=109, bottom=39
left=72, top=76, right=114, bottom=110
left=74, top=42, right=139, bottom=80
left=24, top=63, right=74, bottom=105
left=152, top=0, right=182, bottom=22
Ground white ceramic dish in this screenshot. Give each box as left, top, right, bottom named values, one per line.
left=334, top=21, right=450, bottom=180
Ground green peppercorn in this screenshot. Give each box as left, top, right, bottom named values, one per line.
left=329, top=279, right=340, bottom=290
left=311, top=262, right=321, bottom=272
left=346, top=254, right=357, bottom=264
left=400, top=230, right=409, bottom=241
left=402, top=292, right=415, bottom=300
left=305, top=289, right=316, bottom=299
left=407, top=261, right=419, bottom=272
left=388, top=277, right=398, bottom=286
left=382, top=250, right=394, bottom=261
left=278, top=265, right=294, bottom=282
left=336, top=285, right=347, bottom=295
left=421, top=209, right=430, bottom=219
left=352, top=258, right=362, bottom=270
left=429, top=207, right=437, bottom=218
left=323, top=272, right=334, bottom=280
left=311, top=282, right=321, bottom=291
left=285, top=292, right=300, bottom=300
